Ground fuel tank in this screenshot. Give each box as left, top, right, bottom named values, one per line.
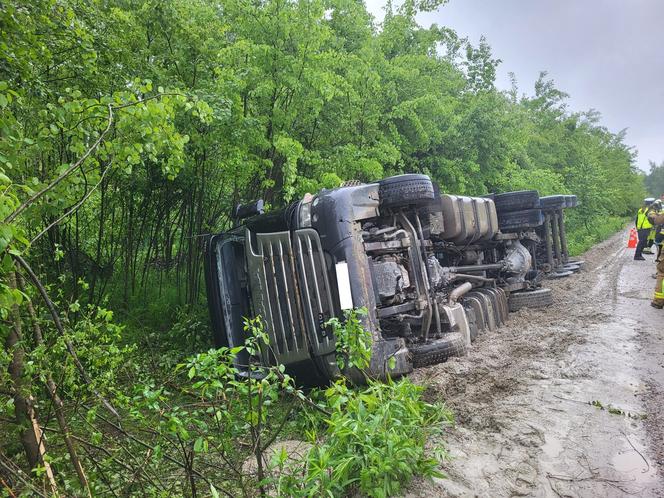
left=432, top=194, right=499, bottom=244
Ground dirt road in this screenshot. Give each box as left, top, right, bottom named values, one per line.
left=407, top=229, right=664, bottom=497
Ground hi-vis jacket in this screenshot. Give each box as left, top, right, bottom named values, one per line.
left=637, top=207, right=654, bottom=230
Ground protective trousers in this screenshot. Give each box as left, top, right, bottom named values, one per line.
left=635, top=228, right=651, bottom=258
left=653, top=257, right=664, bottom=307
left=647, top=229, right=656, bottom=248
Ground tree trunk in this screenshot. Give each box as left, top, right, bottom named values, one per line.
left=6, top=272, right=41, bottom=470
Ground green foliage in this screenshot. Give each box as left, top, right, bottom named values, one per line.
left=0, top=0, right=643, bottom=322
left=120, top=316, right=451, bottom=497
left=497, top=166, right=568, bottom=196
left=325, top=307, right=372, bottom=371
left=0, top=0, right=647, bottom=495
left=566, top=215, right=627, bottom=256
left=646, top=160, right=664, bottom=197
left=281, top=377, right=452, bottom=497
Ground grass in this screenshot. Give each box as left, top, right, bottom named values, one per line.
left=566, top=215, right=628, bottom=256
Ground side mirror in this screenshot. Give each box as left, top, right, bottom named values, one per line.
left=235, top=199, right=265, bottom=221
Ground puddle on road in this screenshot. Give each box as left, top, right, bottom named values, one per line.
left=611, top=435, right=658, bottom=484
left=619, top=289, right=651, bottom=300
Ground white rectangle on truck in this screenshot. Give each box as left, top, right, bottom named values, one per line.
left=335, top=261, right=354, bottom=310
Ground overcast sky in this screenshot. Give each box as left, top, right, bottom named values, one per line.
left=364, top=0, right=664, bottom=172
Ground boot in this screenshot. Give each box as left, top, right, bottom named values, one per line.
left=653, top=272, right=664, bottom=308
left=634, top=255, right=646, bottom=261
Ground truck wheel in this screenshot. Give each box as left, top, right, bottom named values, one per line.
left=508, top=288, right=553, bottom=312
left=378, top=174, right=434, bottom=209
left=498, top=208, right=544, bottom=231
left=538, top=263, right=553, bottom=273
left=493, top=190, right=539, bottom=213
left=410, top=333, right=467, bottom=368
left=548, top=270, right=573, bottom=279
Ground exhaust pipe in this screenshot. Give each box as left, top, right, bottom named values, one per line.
left=449, top=282, right=473, bottom=303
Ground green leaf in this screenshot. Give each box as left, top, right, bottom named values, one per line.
left=193, top=437, right=204, bottom=452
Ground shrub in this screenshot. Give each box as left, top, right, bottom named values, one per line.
left=566, top=215, right=627, bottom=255
left=325, top=307, right=371, bottom=371
left=281, top=378, right=453, bottom=498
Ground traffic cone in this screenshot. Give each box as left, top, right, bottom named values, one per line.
left=627, top=228, right=638, bottom=248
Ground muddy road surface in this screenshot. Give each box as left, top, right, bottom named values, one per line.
left=407, top=230, right=664, bottom=497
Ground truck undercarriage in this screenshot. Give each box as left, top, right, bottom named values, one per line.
left=204, top=174, right=579, bottom=384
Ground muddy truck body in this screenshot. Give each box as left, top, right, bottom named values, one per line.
left=204, top=175, right=578, bottom=384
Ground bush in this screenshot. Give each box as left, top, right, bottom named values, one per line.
left=279, top=378, right=453, bottom=498
left=566, top=215, right=627, bottom=255
left=325, top=307, right=371, bottom=371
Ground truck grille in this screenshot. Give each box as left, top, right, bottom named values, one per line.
left=245, top=229, right=335, bottom=365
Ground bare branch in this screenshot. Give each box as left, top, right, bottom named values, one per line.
left=30, top=162, right=113, bottom=244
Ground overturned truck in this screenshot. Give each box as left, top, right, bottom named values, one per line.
left=204, top=175, right=579, bottom=384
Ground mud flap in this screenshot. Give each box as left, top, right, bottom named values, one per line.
left=441, top=302, right=471, bottom=347
left=466, top=291, right=496, bottom=332
left=463, top=288, right=509, bottom=337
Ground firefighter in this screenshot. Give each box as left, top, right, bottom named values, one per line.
left=634, top=198, right=655, bottom=260
left=649, top=207, right=664, bottom=308
left=644, top=206, right=659, bottom=254
left=653, top=200, right=664, bottom=262
left=651, top=196, right=664, bottom=263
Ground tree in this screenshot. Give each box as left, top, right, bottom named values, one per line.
left=646, top=160, right=664, bottom=197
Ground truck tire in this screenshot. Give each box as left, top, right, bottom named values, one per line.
left=564, top=195, right=578, bottom=208
left=493, top=190, right=540, bottom=213
left=410, top=333, right=467, bottom=368
left=539, top=195, right=566, bottom=210
left=548, top=270, right=573, bottom=279
left=508, top=288, right=553, bottom=312
left=498, top=208, right=544, bottom=231
left=378, top=174, right=435, bottom=209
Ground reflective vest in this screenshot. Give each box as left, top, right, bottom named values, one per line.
left=637, top=207, right=653, bottom=230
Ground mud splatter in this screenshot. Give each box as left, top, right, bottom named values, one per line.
left=406, top=230, right=664, bottom=498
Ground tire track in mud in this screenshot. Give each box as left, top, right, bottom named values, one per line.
left=406, top=230, right=664, bottom=498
